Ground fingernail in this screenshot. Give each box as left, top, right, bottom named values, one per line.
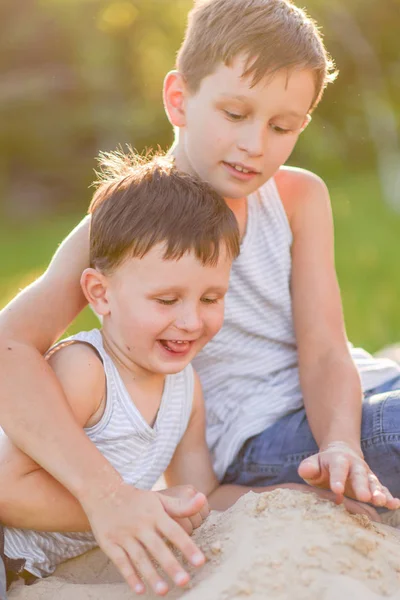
left=175, top=572, right=189, bottom=585
left=191, top=552, right=205, bottom=566
left=134, top=583, right=144, bottom=594
left=155, top=581, right=168, bottom=594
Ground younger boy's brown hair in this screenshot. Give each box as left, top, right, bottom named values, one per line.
left=88, top=149, right=240, bottom=274
left=177, top=0, right=337, bottom=109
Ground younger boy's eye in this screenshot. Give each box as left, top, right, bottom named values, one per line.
left=223, top=110, right=245, bottom=121
left=201, top=297, right=220, bottom=304
left=156, top=298, right=177, bottom=305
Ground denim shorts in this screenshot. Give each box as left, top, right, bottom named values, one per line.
left=222, top=375, right=400, bottom=498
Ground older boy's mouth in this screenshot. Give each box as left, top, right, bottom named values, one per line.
left=222, top=161, right=260, bottom=178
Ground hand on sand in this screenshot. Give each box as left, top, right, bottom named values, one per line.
left=82, top=482, right=206, bottom=596
left=157, top=485, right=210, bottom=534
left=298, top=441, right=400, bottom=509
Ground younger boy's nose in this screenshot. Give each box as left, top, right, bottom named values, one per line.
left=175, top=307, right=203, bottom=334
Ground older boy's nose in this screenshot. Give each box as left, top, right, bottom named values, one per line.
left=237, top=123, right=264, bottom=157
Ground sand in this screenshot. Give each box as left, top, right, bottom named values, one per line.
left=8, top=489, right=400, bottom=600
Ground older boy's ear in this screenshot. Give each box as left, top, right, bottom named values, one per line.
left=163, top=70, right=187, bottom=128
left=299, top=114, right=312, bottom=133
left=80, top=268, right=110, bottom=316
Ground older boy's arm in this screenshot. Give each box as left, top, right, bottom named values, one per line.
left=164, top=372, right=380, bottom=519
left=280, top=168, right=399, bottom=509
left=0, top=216, right=121, bottom=501
left=0, top=342, right=106, bottom=531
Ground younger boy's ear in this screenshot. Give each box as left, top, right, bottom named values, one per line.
left=163, top=70, right=187, bottom=128
left=80, top=268, right=110, bottom=316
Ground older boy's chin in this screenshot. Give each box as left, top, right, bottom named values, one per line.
left=212, top=176, right=262, bottom=200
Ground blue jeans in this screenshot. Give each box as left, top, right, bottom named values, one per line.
left=222, top=375, right=400, bottom=500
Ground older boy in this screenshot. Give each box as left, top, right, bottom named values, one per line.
left=1, top=0, right=400, bottom=594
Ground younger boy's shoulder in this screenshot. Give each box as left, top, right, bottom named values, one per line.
left=274, top=166, right=330, bottom=225
left=46, top=339, right=106, bottom=427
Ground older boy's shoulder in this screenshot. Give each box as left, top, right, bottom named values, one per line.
left=274, top=166, right=330, bottom=224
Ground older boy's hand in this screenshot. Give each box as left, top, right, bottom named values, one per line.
left=82, top=482, right=206, bottom=596
left=157, top=485, right=210, bottom=534
left=298, top=441, right=400, bottom=509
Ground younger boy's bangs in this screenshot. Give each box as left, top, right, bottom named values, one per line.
left=89, top=151, right=240, bottom=273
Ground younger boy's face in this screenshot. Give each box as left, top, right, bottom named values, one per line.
left=102, top=244, right=232, bottom=376
left=172, top=57, right=315, bottom=200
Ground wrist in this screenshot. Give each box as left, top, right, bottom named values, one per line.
left=75, top=467, right=125, bottom=510
left=319, top=439, right=363, bottom=458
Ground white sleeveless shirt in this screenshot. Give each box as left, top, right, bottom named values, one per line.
left=4, top=329, right=194, bottom=577
left=193, top=177, right=400, bottom=480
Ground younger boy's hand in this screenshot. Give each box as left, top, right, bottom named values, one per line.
left=82, top=482, right=206, bottom=596
left=298, top=441, right=400, bottom=509
left=157, top=485, right=210, bottom=534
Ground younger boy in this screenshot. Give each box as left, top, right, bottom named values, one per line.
left=0, top=152, right=241, bottom=596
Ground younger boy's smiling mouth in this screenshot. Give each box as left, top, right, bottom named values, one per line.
left=158, top=339, right=195, bottom=355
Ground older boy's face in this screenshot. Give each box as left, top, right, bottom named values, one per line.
left=174, top=57, right=315, bottom=200
left=102, top=244, right=232, bottom=376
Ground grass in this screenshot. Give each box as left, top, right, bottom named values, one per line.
left=0, top=170, right=399, bottom=352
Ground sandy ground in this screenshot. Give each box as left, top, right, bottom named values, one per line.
left=8, top=489, right=400, bottom=600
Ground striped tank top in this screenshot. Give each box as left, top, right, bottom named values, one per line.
left=193, top=176, right=400, bottom=480
left=3, top=329, right=194, bottom=577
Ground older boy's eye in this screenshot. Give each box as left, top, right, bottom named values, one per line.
left=223, top=110, right=245, bottom=121
left=270, top=124, right=293, bottom=135
left=156, top=298, right=177, bottom=305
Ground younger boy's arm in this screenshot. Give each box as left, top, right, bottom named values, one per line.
left=165, top=372, right=380, bottom=521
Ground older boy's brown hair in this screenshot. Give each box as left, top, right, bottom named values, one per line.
left=177, top=0, right=337, bottom=108
left=88, top=149, right=240, bottom=274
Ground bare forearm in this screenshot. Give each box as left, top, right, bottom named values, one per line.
left=301, top=353, right=363, bottom=453
left=0, top=343, right=123, bottom=506
left=0, top=468, right=90, bottom=532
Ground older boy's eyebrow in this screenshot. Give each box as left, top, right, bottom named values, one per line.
left=218, top=94, right=250, bottom=103
left=218, top=96, right=307, bottom=119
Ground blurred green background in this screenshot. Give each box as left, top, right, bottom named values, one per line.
left=0, top=0, right=399, bottom=351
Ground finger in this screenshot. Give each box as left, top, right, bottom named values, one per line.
left=382, top=487, right=400, bottom=510
left=199, top=499, right=210, bottom=521
left=367, top=474, right=388, bottom=507
left=158, top=517, right=205, bottom=568
left=105, top=544, right=145, bottom=595
left=348, top=463, right=372, bottom=503
left=174, top=517, right=194, bottom=535
left=298, top=454, right=323, bottom=483
left=141, top=532, right=190, bottom=588
left=328, top=454, right=351, bottom=497
left=124, top=539, right=169, bottom=596
left=188, top=512, right=203, bottom=531
left=160, top=492, right=207, bottom=519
